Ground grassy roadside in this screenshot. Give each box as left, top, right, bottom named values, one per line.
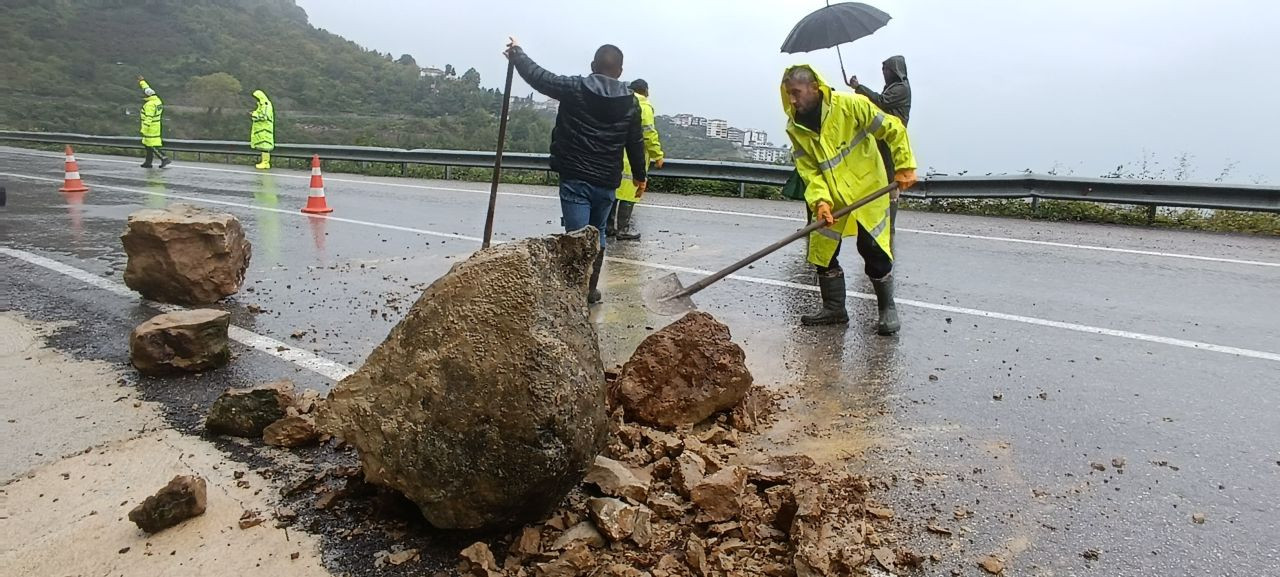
left=9, top=142, right=1277, bottom=236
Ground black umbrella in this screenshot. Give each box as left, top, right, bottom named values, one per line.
left=780, top=2, right=892, bottom=81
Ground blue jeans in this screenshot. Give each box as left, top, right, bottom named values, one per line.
left=559, top=179, right=615, bottom=249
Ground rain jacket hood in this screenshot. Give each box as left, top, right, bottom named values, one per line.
left=883, top=55, right=908, bottom=83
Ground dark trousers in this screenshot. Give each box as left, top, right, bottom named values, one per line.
left=807, top=205, right=893, bottom=279
left=143, top=146, right=167, bottom=164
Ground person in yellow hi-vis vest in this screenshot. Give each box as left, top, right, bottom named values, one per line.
left=782, top=65, right=917, bottom=334
left=250, top=90, right=275, bottom=170
left=137, top=76, right=170, bottom=169
left=609, top=79, right=664, bottom=241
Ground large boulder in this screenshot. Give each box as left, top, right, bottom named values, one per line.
left=616, top=312, right=753, bottom=428
left=128, top=475, right=208, bottom=533
left=122, top=203, right=251, bottom=305
left=317, top=229, right=608, bottom=530
left=129, top=309, right=231, bottom=376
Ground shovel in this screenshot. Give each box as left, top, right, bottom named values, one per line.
left=642, top=182, right=898, bottom=315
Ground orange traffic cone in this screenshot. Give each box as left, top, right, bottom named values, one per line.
left=300, top=155, right=333, bottom=214
left=59, top=145, right=89, bottom=193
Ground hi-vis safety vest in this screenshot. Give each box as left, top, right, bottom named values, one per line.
left=616, top=93, right=664, bottom=203
left=251, top=90, right=275, bottom=152
left=782, top=64, right=916, bottom=266
left=139, top=79, right=163, bottom=148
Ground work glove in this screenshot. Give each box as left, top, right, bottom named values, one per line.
left=815, top=201, right=834, bottom=226
left=893, top=168, right=918, bottom=200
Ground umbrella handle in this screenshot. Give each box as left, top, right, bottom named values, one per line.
left=836, top=44, right=848, bottom=85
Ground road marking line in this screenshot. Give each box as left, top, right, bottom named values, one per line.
left=0, top=246, right=355, bottom=381
left=5, top=172, right=1279, bottom=363
left=8, top=148, right=1276, bottom=268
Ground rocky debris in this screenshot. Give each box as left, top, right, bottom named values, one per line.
left=672, top=451, right=708, bottom=498
left=1111, top=457, right=1127, bottom=469
left=238, top=510, right=265, bottom=530
left=458, top=542, right=501, bottom=577
left=690, top=466, right=747, bottom=523
left=263, top=414, right=320, bottom=447
left=551, top=521, right=606, bottom=551
left=207, top=381, right=295, bottom=437
left=318, top=230, right=608, bottom=531
left=122, top=203, right=252, bottom=305
left=616, top=312, right=753, bottom=429
left=128, top=475, right=207, bottom=533
left=584, top=456, right=649, bottom=503
left=129, top=309, right=231, bottom=376
left=1192, top=513, right=1207, bottom=524
left=588, top=498, right=638, bottom=542
left=1082, top=549, right=1101, bottom=561
left=979, top=555, right=1005, bottom=574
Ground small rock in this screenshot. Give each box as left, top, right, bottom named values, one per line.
left=926, top=524, right=953, bottom=536
left=587, top=497, right=637, bottom=542
left=672, top=451, right=708, bottom=498
left=295, top=389, right=322, bottom=414
left=238, top=510, right=265, bottom=529
left=647, top=493, right=688, bottom=520
left=685, top=535, right=710, bottom=576
left=537, top=543, right=593, bottom=577
left=128, top=475, right=207, bottom=533
left=584, top=456, right=650, bottom=503
left=691, top=466, right=747, bottom=523
left=550, top=521, right=605, bottom=551
left=1038, top=392, right=1049, bottom=400
left=928, top=374, right=939, bottom=381
left=290, top=552, right=300, bottom=560
left=873, top=547, right=897, bottom=571
left=1082, top=549, right=1101, bottom=561
left=207, top=381, right=296, bottom=437
left=263, top=415, right=320, bottom=448
left=511, top=526, right=542, bottom=557
left=388, top=548, right=419, bottom=566
left=1192, top=513, right=1206, bottom=524
left=118, top=547, right=130, bottom=554
left=978, top=555, right=1004, bottom=574
left=631, top=507, right=654, bottom=549
left=458, top=542, right=499, bottom=577
left=992, top=392, right=1004, bottom=401
left=1111, top=457, right=1126, bottom=469
left=129, top=310, right=231, bottom=376
left=866, top=505, right=895, bottom=520
left=1090, top=462, right=1107, bottom=472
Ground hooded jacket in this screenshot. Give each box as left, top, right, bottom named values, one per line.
left=251, top=90, right=275, bottom=152
left=138, top=79, right=163, bottom=147
left=509, top=47, right=646, bottom=188
left=783, top=65, right=915, bottom=266
left=855, top=55, right=911, bottom=125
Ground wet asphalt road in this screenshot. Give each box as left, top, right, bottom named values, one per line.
left=2, top=146, right=1278, bottom=576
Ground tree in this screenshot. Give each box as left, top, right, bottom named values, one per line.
left=396, top=54, right=417, bottom=67
left=461, top=67, right=481, bottom=86
left=445, top=64, right=456, bottom=77
left=186, top=72, right=243, bottom=115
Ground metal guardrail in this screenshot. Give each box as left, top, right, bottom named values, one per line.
left=2, top=130, right=1277, bottom=214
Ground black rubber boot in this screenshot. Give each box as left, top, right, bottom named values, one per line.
left=871, top=274, right=900, bottom=335
left=617, top=201, right=640, bottom=241
left=587, top=250, right=604, bottom=304
left=800, top=272, right=849, bottom=326
left=159, top=156, right=172, bottom=169
left=606, top=200, right=619, bottom=239
left=141, top=149, right=154, bottom=168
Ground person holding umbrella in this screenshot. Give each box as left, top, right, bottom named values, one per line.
left=782, top=64, right=916, bottom=334
left=849, top=55, right=911, bottom=243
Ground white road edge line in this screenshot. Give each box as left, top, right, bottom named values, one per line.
left=9, top=149, right=1277, bottom=268
left=0, top=246, right=355, bottom=381
left=5, top=172, right=1279, bottom=363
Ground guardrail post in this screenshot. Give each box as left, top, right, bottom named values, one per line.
left=545, top=171, right=553, bottom=185
left=738, top=182, right=746, bottom=198
left=1030, top=196, right=1040, bottom=215
left=401, top=162, right=408, bottom=177
left=1146, top=205, right=1158, bottom=225
left=224, top=154, right=231, bottom=164
left=445, top=165, right=453, bottom=180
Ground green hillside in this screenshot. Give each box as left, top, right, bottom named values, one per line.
left=0, top=0, right=552, bottom=151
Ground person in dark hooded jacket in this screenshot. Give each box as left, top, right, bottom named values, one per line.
left=849, top=55, right=911, bottom=246
left=505, top=37, right=648, bottom=305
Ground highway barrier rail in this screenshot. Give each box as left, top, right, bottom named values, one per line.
left=3, top=130, right=1277, bottom=214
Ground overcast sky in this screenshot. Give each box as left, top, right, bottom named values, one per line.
left=296, top=0, right=1280, bottom=183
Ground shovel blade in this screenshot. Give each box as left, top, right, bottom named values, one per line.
left=641, top=272, right=697, bottom=316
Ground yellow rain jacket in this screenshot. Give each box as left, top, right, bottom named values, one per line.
left=782, top=65, right=915, bottom=266
left=139, top=79, right=163, bottom=148
left=616, top=93, right=664, bottom=203
left=251, top=90, right=275, bottom=152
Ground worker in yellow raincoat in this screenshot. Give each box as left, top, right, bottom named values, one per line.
left=250, top=90, right=275, bottom=169
left=609, top=79, right=664, bottom=241
left=782, top=65, right=917, bottom=334
left=137, top=76, right=170, bottom=169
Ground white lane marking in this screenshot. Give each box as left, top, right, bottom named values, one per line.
left=608, top=257, right=1280, bottom=363
left=0, top=246, right=355, bottom=381
left=5, top=172, right=1279, bottom=364
left=8, top=148, right=1276, bottom=268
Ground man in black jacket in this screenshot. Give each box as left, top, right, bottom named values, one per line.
left=505, top=38, right=648, bottom=304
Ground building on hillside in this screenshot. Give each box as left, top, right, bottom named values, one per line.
left=706, top=119, right=728, bottom=139
left=747, top=146, right=791, bottom=164
left=691, top=116, right=708, bottom=127
left=420, top=67, right=446, bottom=78
left=743, top=129, right=769, bottom=147
left=673, top=113, right=694, bottom=127
left=726, top=127, right=746, bottom=144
